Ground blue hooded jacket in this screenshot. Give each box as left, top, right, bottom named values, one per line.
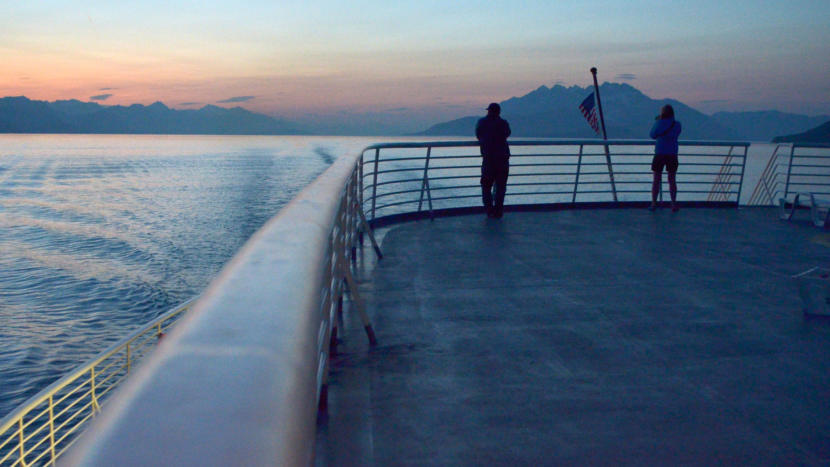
left=650, top=118, right=681, bottom=155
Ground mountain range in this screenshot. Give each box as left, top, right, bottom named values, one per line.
left=419, top=83, right=830, bottom=142
left=711, top=111, right=830, bottom=143
left=2, top=87, right=829, bottom=142
left=0, top=97, right=300, bottom=135
left=773, top=121, right=830, bottom=144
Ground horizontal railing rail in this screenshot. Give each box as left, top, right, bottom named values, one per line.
left=781, top=144, right=830, bottom=201
left=0, top=299, right=195, bottom=466
left=359, top=139, right=749, bottom=224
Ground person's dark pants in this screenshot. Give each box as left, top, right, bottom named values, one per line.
left=481, top=158, right=509, bottom=215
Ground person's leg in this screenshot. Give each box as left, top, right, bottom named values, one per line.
left=667, top=154, right=679, bottom=211
left=651, top=171, right=662, bottom=209
left=668, top=171, right=678, bottom=211
left=481, top=164, right=495, bottom=215
left=493, top=162, right=509, bottom=218
left=650, top=155, right=663, bottom=210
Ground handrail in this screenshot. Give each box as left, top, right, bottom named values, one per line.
left=0, top=298, right=195, bottom=466
left=48, top=138, right=757, bottom=465
left=63, top=151, right=374, bottom=466
left=361, top=139, right=750, bottom=149
left=751, top=143, right=830, bottom=204
left=360, top=139, right=750, bottom=224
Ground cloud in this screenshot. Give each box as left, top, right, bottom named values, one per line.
left=99, top=87, right=115, bottom=91
left=385, top=107, right=409, bottom=112
left=90, top=94, right=112, bottom=101
left=699, top=99, right=731, bottom=105
left=179, top=102, right=200, bottom=106
left=615, top=73, right=636, bottom=81
left=217, top=96, right=255, bottom=103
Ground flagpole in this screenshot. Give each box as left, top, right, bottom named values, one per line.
left=591, top=67, right=618, bottom=202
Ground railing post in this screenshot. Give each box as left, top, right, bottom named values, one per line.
left=722, top=147, right=735, bottom=201
left=349, top=170, right=358, bottom=266
left=18, top=417, right=25, bottom=465
left=370, top=148, right=380, bottom=221
left=90, top=367, right=100, bottom=413
left=48, top=394, right=56, bottom=464
left=784, top=144, right=796, bottom=199
left=333, top=192, right=376, bottom=345
left=572, top=145, right=584, bottom=204
left=737, top=145, right=748, bottom=205
left=603, top=143, right=618, bottom=202
left=325, top=231, right=336, bottom=357
left=359, top=150, right=364, bottom=208
left=359, top=155, right=365, bottom=245
left=329, top=202, right=342, bottom=356
left=126, top=343, right=131, bottom=373
left=417, top=146, right=434, bottom=219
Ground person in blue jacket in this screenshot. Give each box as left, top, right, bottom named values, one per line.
left=476, top=103, right=511, bottom=218
left=649, top=104, right=682, bottom=211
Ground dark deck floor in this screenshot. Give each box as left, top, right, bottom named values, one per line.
left=316, top=207, right=830, bottom=466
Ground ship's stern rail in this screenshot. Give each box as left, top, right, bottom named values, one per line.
left=360, top=139, right=750, bottom=224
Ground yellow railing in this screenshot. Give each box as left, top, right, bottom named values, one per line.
left=0, top=299, right=195, bottom=466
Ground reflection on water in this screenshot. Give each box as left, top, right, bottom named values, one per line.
left=0, top=134, right=386, bottom=418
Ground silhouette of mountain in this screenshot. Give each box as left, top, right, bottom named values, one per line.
left=773, top=120, right=830, bottom=143
left=0, top=96, right=76, bottom=132
left=0, top=97, right=302, bottom=134
left=419, top=83, right=824, bottom=141
left=712, top=111, right=830, bottom=142
left=5, top=92, right=827, bottom=138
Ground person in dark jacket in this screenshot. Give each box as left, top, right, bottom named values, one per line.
left=649, top=104, right=682, bottom=212
left=476, top=103, right=511, bottom=218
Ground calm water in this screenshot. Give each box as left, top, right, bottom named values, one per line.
left=0, top=134, right=390, bottom=418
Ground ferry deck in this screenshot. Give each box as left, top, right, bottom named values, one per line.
left=317, top=206, right=830, bottom=465
left=7, top=140, right=829, bottom=466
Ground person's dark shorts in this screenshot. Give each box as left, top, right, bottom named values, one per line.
left=651, top=154, right=678, bottom=173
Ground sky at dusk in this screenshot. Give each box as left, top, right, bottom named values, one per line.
left=2, top=0, right=829, bottom=129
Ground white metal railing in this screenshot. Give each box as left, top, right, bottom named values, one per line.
left=0, top=299, right=194, bottom=466
left=63, top=151, right=378, bottom=466
left=748, top=143, right=830, bottom=206
left=52, top=138, right=757, bottom=465
left=781, top=144, right=830, bottom=201
left=359, top=140, right=749, bottom=224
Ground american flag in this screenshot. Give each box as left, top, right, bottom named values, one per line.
left=579, top=92, right=600, bottom=134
